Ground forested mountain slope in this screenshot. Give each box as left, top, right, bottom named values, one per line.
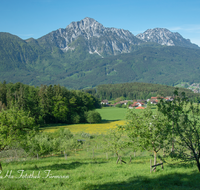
left=0, top=18, right=200, bottom=89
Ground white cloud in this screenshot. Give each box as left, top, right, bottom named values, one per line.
left=169, top=25, right=200, bottom=33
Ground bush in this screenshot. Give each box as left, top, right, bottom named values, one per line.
left=28, top=133, right=53, bottom=156
left=50, top=128, right=73, bottom=139
left=86, top=110, right=102, bottom=124
left=81, top=132, right=93, bottom=139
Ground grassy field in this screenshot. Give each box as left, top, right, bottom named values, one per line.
left=1, top=149, right=200, bottom=190
left=96, top=107, right=128, bottom=121
left=42, top=107, right=130, bottom=134
left=1, top=107, right=200, bottom=189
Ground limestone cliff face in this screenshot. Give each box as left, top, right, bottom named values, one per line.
left=37, top=18, right=199, bottom=57
left=38, top=17, right=142, bottom=56
left=136, top=28, right=199, bottom=49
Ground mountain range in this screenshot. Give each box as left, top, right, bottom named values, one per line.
left=0, top=17, right=200, bottom=89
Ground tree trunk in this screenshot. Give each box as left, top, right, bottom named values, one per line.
left=196, top=157, right=200, bottom=172
left=0, top=162, right=2, bottom=171
left=116, top=156, right=120, bottom=164
left=153, top=151, right=157, bottom=172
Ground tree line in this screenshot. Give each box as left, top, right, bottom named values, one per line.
left=84, top=82, right=200, bottom=101
left=0, top=81, right=100, bottom=125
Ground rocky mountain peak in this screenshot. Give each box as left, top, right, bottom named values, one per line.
left=66, top=17, right=104, bottom=37
left=136, top=28, right=199, bottom=49
left=37, top=19, right=199, bottom=58
left=136, top=28, right=179, bottom=46
left=41, top=17, right=141, bottom=55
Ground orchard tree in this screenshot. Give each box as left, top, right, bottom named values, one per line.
left=158, top=90, right=200, bottom=172
left=123, top=108, right=170, bottom=171
left=103, top=129, right=127, bottom=163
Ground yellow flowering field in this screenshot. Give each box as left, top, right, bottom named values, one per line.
left=42, top=120, right=126, bottom=134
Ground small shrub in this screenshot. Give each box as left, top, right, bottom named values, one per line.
left=81, top=132, right=92, bottom=139
left=86, top=110, right=102, bottom=124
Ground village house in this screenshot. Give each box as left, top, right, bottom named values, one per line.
left=101, top=99, right=109, bottom=105
left=129, top=101, right=145, bottom=109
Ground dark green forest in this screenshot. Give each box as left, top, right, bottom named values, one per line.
left=85, top=82, right=200, bottom=101
left=0, top=81, right=100, bottom=125
left=1, top=33, right=200, bottom=89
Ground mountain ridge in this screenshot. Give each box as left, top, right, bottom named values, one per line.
left=0, top=17, right=200, bottom=89
left=136, top=28, right=199, bottom=49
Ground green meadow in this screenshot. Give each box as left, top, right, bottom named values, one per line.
left=1, top=147, right=200, bottom=190
left=1, top=107, right=200, bottom=190
left=96, top=107, right=128, bottom=121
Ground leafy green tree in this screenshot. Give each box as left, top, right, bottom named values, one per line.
left=86, top=110, right=102, bottom=124
left=52, top=96, right=69, bottom=123
left=158, top=90, right=200, bottom=172
left=0, top=107, right=38, bottom=168
left=0, top=80, right=7, bottom=106
left=123, top=108, right=170, bottom=171
left=103, top=129, right=127, bottom=162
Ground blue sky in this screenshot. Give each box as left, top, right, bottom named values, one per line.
left=1, top=0, right=200, bottom=46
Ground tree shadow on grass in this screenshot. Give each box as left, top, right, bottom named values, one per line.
left=167, top=162, right=195, bottom=169
left=100, top=120, right=120, bottom=124
left=84, top=172, right=200, bottom=190
left=27, top=161, right=107, bottom=171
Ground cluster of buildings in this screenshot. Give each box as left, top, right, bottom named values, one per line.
left=101, top=96, right=174, bottom=109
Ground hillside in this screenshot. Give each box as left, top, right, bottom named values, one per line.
left=0, top=18, right=200, bottom=89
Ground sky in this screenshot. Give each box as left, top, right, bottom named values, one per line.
left=1, top=0, right=200, bottom=46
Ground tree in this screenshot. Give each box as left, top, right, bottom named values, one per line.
left=147, top=101, right=152, bottom=108
left=123, top=108, right=170, bottom=171
left=0, top=107, right=38, bottom=169
left=103, top=129, right=127, bottom=163
left=86, top=110, right=102, bottom=124
left=158, top=90, right=200, bottom=172
left=0, top=80, right=7, bottom=107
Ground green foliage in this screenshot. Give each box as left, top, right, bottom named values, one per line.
left=115, top=103, right=122, bottom=108
left=50, top=127, right=73, bottom=139
left=86, top=110, right=102, bottom=123
left=28, top=128, right=76, bottom=156
left=28, top=133, right=53, bottom=156
left=0, top=106, right=38, bottom=151
left=158, top=90, right=200, bottom=171
left=147, top=101, right=152, bottom=108
left=103, top=129, right=127, bottom=155
left=124, top=108, right=170, bottom=152
left=0, top=82, right=100, bottom=125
